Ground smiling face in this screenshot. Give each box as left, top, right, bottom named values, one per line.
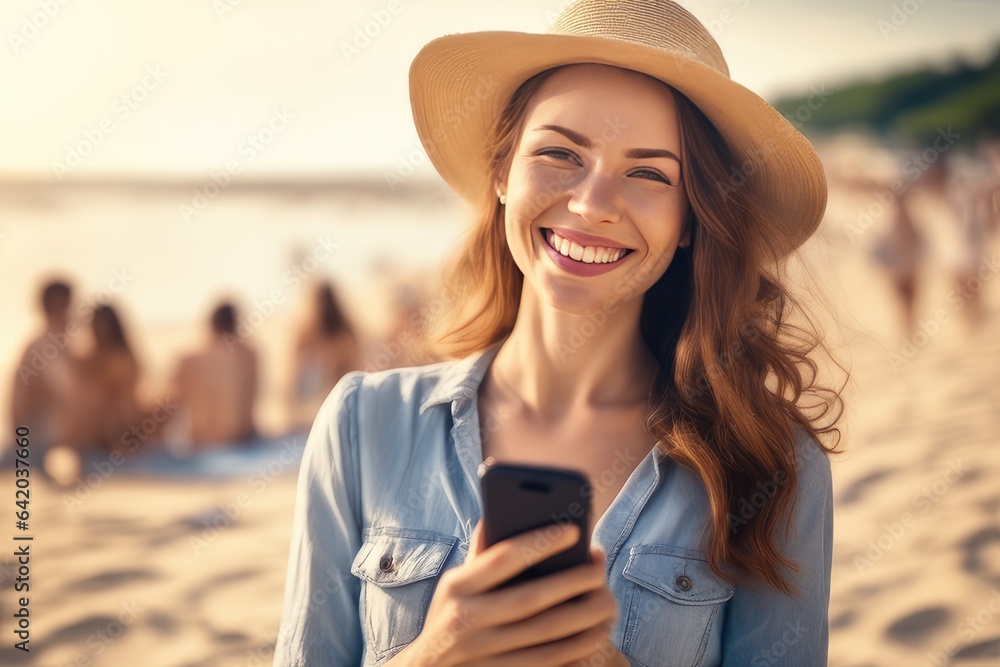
left=500, top=63, right=691, bottom=314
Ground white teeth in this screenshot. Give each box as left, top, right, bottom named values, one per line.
left=544, top=229, right=628, bottom=264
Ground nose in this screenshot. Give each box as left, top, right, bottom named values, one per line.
left=566, top=168, right=622, bottom=226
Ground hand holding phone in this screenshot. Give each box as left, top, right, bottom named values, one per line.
left=390, top=519, right=618, bottom=667
left=386, top=458, right=619, bottom=666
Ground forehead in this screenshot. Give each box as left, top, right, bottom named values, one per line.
left=521, top=64, right=681, bottom=145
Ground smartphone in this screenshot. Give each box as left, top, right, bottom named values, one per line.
left=477, top=457, right=591, bottom=589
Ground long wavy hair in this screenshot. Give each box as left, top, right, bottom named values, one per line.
left=424, top=65, right=845, bottom=597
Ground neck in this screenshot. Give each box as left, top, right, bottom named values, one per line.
left=485, top=282, right=660, bottom=423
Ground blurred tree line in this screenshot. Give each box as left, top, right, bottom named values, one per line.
left=773, top=45, right=1000, bottom=142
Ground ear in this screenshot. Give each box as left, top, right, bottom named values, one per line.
left=492, top=178, right=507, bottom=203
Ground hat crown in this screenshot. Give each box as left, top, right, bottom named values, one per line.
left=548, top=0, right=730, bottom=78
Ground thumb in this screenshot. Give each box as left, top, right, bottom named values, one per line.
left=590, top=543, right=606, bottom=565
left=468, top=518, right=487, bottom=560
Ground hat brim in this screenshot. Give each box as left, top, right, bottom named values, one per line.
left=409, top=31, right=827, bottom=257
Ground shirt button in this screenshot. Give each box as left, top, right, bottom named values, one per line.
left=676, top=575, right=693, bottom=591
left=379, top=556, right=394, bottom=572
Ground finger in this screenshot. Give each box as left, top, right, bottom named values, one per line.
left=555, top=623, right=616, bottom=667
left=590, top=544, right=606, bottom=565
left=468, top=518, right=486, bottom=560
left=488, top=586, right=617, bottom=652
left=476, top=553, right=607, bottom=626
left=449, top=522, right=581, bottom=596
left=486, top=620, right=614, bottom=667
left=556, top=626, right=617, bottom=667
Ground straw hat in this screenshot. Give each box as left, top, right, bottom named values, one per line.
left=408, top=0, right=827, bottom=257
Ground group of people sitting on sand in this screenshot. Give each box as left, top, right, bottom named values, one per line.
left=9, top=277, right=367, bottom=478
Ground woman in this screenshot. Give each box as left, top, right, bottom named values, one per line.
left=74, top=304, right=147, bottom=453
left=275, top=1, right=844, bottom=665
left=871, top=186, right=924, bottom=336
left=288, top=281, right=362, bottom=431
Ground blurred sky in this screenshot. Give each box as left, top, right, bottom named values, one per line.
left=1, top=0, right=999, bottom=181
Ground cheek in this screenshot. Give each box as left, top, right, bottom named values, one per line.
left=638, top=198, right=689, bottom=249
left=509, top=160, right=575, bottom=204
left=505, top=158, right=534, bottom=195
left=503, top=208, right=534, bottom=266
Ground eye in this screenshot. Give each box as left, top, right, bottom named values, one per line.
left=537, top=148, right=580, bottom=164
left=630, top=169, right=672, bottom=185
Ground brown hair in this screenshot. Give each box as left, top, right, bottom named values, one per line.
left=425, top=65, right=845, bottom=597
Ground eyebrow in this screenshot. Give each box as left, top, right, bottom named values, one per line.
left=532, top=124, right=681, bottom=163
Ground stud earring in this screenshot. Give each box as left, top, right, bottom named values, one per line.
left=496, top=188, right=506, bottom=205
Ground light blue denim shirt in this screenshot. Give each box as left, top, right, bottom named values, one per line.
left=274, top=338, right=833, bottom=667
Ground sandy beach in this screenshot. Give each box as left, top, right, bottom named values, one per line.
left=0, top=472, right=300, bottom=667
left=0, top=174, right=997, bottom=667
left=817, top=251, right=1000, bottom=665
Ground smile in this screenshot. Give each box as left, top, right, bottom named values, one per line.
left=541, top=228, right=634, bottom=265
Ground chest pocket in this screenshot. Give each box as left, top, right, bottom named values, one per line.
left=350, top=526, right=458, bottom=666
left=620, top=545, right=735, bottom=667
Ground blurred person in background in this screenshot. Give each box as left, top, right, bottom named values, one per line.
left=365, top=257, right=442, bottom=371
left=378, top=280, right=442, bottom=369
left=873, top=185, right=926, bottom=335
left=168, top=302, right=259, bottom=450
left=73, top=304, right=148, bottom=454
left=943, top=145, right=1000, bottom=328
left=9, top=279, right=83, bottom=461
left=288, top=281, right=362, bottom=431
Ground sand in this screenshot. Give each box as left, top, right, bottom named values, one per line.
left=0, top=472, right=299, bottom=667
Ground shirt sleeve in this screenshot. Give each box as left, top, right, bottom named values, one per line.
left=720, top=430, right=834, bottom=667
left=273, top=371, right=366, bottom=667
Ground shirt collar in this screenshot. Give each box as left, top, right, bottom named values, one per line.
left=418, top=336, right=668, bottom=468
left=418, top=336, right=507, bottom=416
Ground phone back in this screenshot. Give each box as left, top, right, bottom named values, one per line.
left=479, top=460, right=591, bottom=589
